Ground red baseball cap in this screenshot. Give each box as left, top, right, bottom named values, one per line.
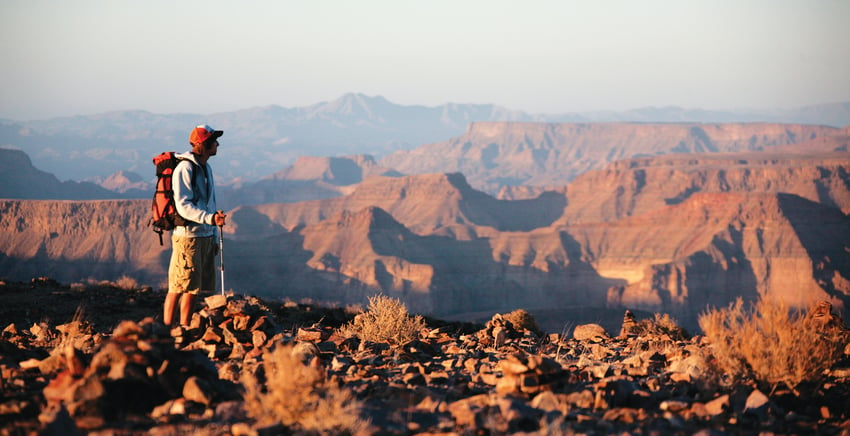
left=189, top=124, right=224, bottom=146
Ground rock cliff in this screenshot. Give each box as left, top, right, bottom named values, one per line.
left=380, top=122, right=842, bottom=194
left=0, top=149, right=119, bottom=200
left=559, top=152, right=850, bottom=224
left=572, top=192, right=850, bottom=328
left=216, top=154, right=402, bottom=207
left=2, top=129, right=848, bottom=332
left=229, top=172, right=566, bottom=239
left=0, top=199, right=168, bottom=284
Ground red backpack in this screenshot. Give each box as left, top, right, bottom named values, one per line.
left=150, top=152, right=194, bottom=245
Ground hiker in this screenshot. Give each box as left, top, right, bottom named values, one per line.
left=163, top=124, right=228, bottom=327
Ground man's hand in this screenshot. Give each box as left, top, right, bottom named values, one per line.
left=213, top=210, right=227, bottom=227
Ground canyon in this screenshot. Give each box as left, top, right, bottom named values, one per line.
left=381, top=122, right=846, bottom=194
left=1, top=120, right=848, bottom=333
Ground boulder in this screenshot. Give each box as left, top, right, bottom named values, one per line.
left=573, top=324, right=611, bottom=342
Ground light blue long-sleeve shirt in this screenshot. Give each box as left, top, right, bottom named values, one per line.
left=171, top=151, right=218, bottom=238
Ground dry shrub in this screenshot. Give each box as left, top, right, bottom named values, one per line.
left=503, top=309, right=543, bottom=336
left=85, top=275, right=139, bottom=290
left=339, top=294, right=425, bottom=345
left=52, top=307, right=96, bottom=354
left=625, top=313, right=689, bottom=356
left=114, top=275, right=139, bottom=290
left=699, top=297, right=846, bottom=391
left=638, top=313, right=689, bottom=340
left=242, top=345, right=368, bottom=434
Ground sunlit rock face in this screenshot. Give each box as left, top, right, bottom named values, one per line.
left=1, top=125, right=848, bottom=332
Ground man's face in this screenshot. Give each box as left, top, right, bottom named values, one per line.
left=207, top=140, right=219, bottom=157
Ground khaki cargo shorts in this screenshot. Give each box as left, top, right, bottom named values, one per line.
left=168, top=235, right=216, bottom=295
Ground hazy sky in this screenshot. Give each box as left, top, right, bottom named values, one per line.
left=1, top=0, right=849, bottom=120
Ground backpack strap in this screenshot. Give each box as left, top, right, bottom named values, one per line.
left=155, top=225, right=165, bottom=245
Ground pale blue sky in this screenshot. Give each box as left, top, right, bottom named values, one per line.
left=1, top=0, right=849, bottom=120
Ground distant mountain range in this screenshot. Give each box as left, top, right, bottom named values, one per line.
left=1, top=93, right=848, bottom=184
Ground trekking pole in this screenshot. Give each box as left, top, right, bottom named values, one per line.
left=218, top=222, right=225, bottom=296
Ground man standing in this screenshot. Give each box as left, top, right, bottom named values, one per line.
left=164, top=124, right=227, bottom=327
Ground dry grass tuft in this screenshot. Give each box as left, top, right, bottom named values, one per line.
left=339, top=294, right=425, bottom=345
left=242, top=345, right=368, bottom=434
left=699, top=297, right=847, bottom=391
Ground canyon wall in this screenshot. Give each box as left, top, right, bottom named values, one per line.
left=381, top=122, right=844, bottom=194
left=0, top=199, right=169, bottom=285
left=2, top=124, right=848, bottom=332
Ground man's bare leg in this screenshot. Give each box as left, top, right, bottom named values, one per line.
left=179, top=293, right=196, bottom=326
left=163, top=292, right=179, bottom=326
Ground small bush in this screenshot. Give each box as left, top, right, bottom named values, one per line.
left=503, top=309, right=543, bottom=336
left=339, top=294, right=425, bottom=345
left=699, top=297, right=846, bottom=391
left=638, top=313, right=689, bottom=340
left=242, top=345, right=368, bottom=434
left=114, top=275, right=139, bottom=290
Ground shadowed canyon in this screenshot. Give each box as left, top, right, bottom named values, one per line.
left=2, top=121, right=849, bottom=333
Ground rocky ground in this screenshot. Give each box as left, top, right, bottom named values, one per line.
left=2, top=278, right=850, bottom=435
